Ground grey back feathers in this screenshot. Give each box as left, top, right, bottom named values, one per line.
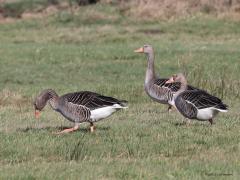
left=62, top=91, right=127, bottom=110
left=177, top=90, right=228, bottom=110
left=154, top=78, right=198, bottom=92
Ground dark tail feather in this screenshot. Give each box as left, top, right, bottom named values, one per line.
left=120, top=100, right=128, bottom=107
left=216, top=103, right=228, bottom=111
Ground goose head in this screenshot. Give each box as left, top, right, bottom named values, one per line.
left=33, top=89, right=54, bottom=118
left=134, top=44, right=153, bottom=55
left=165, top=73, right=186, bottom=84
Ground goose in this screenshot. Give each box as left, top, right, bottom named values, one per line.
left=134, top=44, right=197, bottom=111
left=34, top=89, right=128, bottom=134
left=165, top=73, right=228, bottom=124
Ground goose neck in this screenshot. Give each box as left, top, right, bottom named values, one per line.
left=175, top=78, right=187, bottom=97
left=145, top=52, right=156, bottom=84
left=47, top=90, right=59, bottom=110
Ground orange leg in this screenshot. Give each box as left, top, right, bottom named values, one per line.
left=54, top=124, right=79, bottom=135
left=167, top=105, right=172, bottom=112
left=89, top=122, right=96, bottom=133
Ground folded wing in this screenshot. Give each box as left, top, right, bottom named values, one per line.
left=63, top=91, right=127, bottom=110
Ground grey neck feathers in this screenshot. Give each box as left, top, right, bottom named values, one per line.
left=145, top=52, right=156, bottom=84
left=175, top=77, right=187, bottom=97
left=45, top=89, right=59, bottom=110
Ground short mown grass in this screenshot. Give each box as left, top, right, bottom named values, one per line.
left=0, top=3, right=240, bottom=180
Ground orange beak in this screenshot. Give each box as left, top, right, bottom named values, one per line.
left=35, top=110, right=40, bottom=119
left=165, top=77, right=174, bottom=84
left=134, top=47, right=144, bottom=53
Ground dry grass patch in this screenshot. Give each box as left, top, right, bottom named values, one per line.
left=119, top=0, right=240, bottom=20
left=0, top=89, right=30, bottom=107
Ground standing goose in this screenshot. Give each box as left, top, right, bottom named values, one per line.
left=34, top=89, right=128, bottom=134
left=165, top=73, right=228, bottom=124
left=134, top=45, right=197, bottom=111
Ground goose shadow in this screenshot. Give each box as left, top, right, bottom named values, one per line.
left=17, top=126, right=110, bottom=133
left=173, top=122, right=211, bottom=127
left=174, top=122, right=187, bottom=126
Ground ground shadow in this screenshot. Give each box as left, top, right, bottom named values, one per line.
left=174, top=122, right=187, bottom=126
left=17, top=126, right=110, bottom=133
left=173, top=121, right=211, bottom=127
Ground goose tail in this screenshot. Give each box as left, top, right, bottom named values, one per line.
left=115, top=100, right=128, bottom=109
left=215, top=103, right=228, bottom=112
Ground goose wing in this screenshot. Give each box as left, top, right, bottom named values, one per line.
left=154, top=78, right=169, bottom=86
left=154, top=78, right=181, bottom=92
left=176, top=90, right=227, bottom=110
left=63, top=91, right=127, bottom=110
left=154, top=78, right=198, bottom=92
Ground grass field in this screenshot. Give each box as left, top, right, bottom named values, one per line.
left=0, top=3, right=240, bottom=179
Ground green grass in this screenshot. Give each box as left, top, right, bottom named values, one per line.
left=0, top=3, right=240, bottom=179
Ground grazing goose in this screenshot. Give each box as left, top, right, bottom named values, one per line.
left=166, top=73, right=228, bottom=124
left=134, top=45, right=197, bottom=111
left=34, top=89, right=128, bottom=134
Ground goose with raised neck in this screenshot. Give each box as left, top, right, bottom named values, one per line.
left=134, top=45, right=197, bottom=111
left=145, top=46, right=156, bottom=84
